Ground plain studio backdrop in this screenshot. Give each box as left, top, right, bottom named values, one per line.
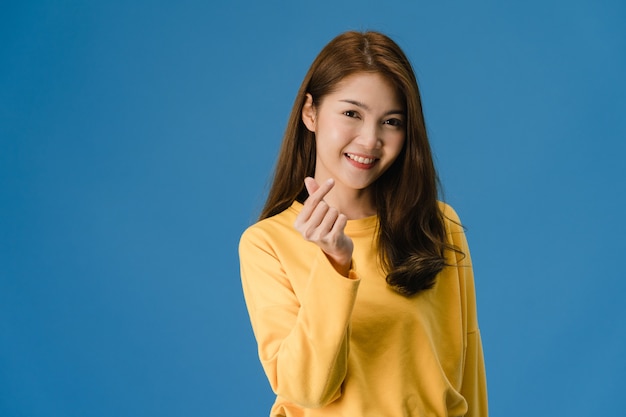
left=1, top=1, right=624, bottom=416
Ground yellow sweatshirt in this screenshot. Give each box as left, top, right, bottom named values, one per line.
left=239, top=201, right=488, bottom=417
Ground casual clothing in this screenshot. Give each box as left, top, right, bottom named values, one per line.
left=239, top=201, right=488, bottom=416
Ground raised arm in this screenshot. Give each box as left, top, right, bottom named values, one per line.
left=239, top=178, right=359, bottom=407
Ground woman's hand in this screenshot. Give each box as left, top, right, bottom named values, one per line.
left=294, top=177, right=354, bottom=277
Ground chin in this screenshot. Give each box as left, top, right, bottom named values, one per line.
left=344, top=178, right=377, bottom=191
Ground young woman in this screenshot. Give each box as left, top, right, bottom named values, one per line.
left=239, top=31, right=488, bottom=417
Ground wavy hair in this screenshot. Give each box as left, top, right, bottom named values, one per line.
left=260, top=31, right=458, bottom=296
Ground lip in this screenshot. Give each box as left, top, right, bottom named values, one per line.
left=345, top=152, right=379, bottom=169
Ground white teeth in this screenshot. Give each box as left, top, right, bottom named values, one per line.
left=347, top=153, right=375, bottom=164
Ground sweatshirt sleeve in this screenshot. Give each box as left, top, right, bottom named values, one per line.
left=239, top=226, right=360, bottom=408
left=463, top=329, right=488, bottom=417
left=449, top=212, right=489, bottom=417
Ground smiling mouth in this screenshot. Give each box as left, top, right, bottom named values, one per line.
left=345, top=153, right=378, bottom=165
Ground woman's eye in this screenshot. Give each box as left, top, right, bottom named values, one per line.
left=343, top=110, right=358, bottom=118
left=384, top=118, right=403, bottom=127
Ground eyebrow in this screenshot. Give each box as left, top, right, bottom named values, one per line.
left=339, top=99, right=405, bottom=116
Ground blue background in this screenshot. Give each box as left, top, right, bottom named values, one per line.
left=2, top=1, right=625, bottom=415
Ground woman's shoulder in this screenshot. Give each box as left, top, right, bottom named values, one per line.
left=438, top=201, right=461, bottom=222
left=240, top=202, right=301, bottom=244
left=437, top=201, right=465, bottom=235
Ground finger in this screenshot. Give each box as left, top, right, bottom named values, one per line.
left=304, top=178, right=334, bottom=208
left=330, top=213, right=348, bottom=236
left=316, top=207, right=339, bottom=238
left=296, top=177, right=335, bottom=229
left=304, top=177, right=320, bottom=195
left=302, top=201, right=330, bottom=239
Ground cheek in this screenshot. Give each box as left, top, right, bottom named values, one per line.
left=318, top=123, right=355, bottom=147
left=326, top=119, right=353, bottom=134
left=388, top=135, right=406, bottom=159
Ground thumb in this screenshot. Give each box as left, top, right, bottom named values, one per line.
left=304, top=176, right=320, bottom=196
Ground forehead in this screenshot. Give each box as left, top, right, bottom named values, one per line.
left=326, top=72, right=403, bottom=108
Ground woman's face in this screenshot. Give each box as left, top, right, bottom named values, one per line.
left=302, top=72, right=406, bottom=196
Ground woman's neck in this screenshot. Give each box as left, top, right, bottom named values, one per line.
left=322, top=184, right=376, bottom=220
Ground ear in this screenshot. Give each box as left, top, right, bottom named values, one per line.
left=301, top=93, right=316, bottom=132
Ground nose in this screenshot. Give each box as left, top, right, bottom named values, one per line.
left=357, top=121, right=382, bottom=150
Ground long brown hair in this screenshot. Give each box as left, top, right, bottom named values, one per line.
left=260, top=31, right=457, bottom=296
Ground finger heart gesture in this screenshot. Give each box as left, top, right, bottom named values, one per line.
left=294, top=177, right=354, bottom=277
